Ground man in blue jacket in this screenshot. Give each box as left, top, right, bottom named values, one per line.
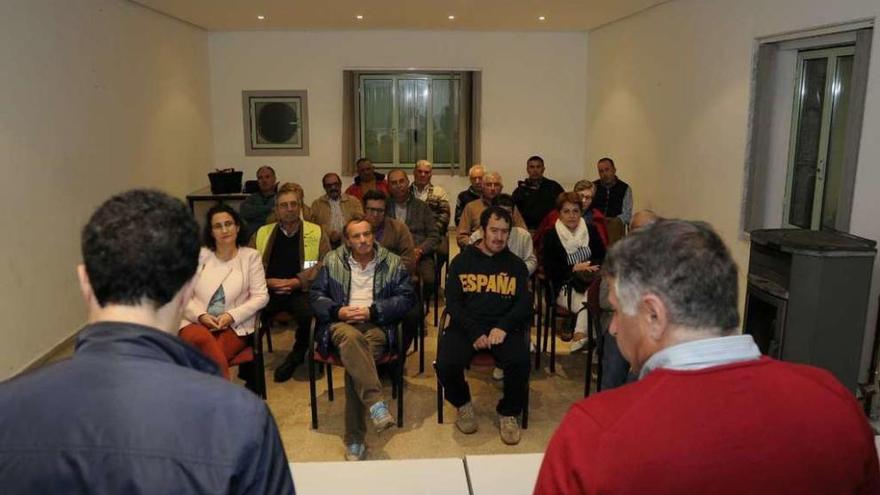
left=0, top=189, right=294, bottom=494
left=310, top=217, right=415, bottom=461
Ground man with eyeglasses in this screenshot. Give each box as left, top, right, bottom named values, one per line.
left=311, top=172, right=363, bottom=249
left=251, top=183, right=330, bottom=383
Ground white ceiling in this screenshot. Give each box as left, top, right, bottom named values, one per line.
left=132, top=0, right=669, bottom=32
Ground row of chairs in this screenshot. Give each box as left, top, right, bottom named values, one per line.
left=231, top=253, right=607, bottom=429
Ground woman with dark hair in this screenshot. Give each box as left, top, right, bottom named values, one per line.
left=179, top=204, right=268, bottom=379
left=543, top=192, right=606, bottom=352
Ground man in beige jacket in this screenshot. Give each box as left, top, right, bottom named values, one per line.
left=311, top=172, right=364, bottom=248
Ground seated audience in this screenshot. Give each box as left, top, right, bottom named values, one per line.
left=534, top=180, right=607, bottom=265
left=386, top=169, right=440, bottom=300
left=469, top=194, right=537, bottom=276
left=0, top=190, right=292, bottom=493
left=363, top=189, right=422, bottom=354
left=345, top=158, right=389, bottom=200
left=239, top=165, right=278, bottom=239
left=179, top=204, right=269, bottom=380
left=411, top=160, right=451, bottom=253
left=252, top=183, right=330, bottom=383
left=309, top=218, right=415, bottom=461
left=455, top=163, right=485, bottom=226
left=456, top=171, right=526, bottom=248
left=437, top=207, right=532, bottom=446
left=542, top=192, right=606, bottom=352
left=535, top=219, right=880, bottom=494
left=312, top=172, right=363, bottom=248
left=512, top=155, right=564, bottom=231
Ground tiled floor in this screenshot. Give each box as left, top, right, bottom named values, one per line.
left=261, top=313, right=594, bottom=462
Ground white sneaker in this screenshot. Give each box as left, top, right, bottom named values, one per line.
left=570, top=337, right=588, bottom=353
left=492, top=367, right=504, bottom=380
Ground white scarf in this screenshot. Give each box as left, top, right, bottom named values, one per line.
left=554, top=218, right=592, bottom=265
left=555, top=218, right=589, bottom=253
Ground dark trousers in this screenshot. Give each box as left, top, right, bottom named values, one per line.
left=263, top=291, right=313, bottom=362
left=418, top=257, right=436, bottom=300
left=436, top=326, right=529, bottom=417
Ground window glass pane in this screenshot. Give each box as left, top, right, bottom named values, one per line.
left=397, top=79, right=428, bottom=165
left=362, top=79, right=393, bottom=164
left=788, top=58, right=827, bottom=228
left=432, top=79, right=460, bottom=166
left=821, top=55, right=853, bottom=231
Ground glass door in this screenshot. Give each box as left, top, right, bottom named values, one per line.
left=783, top=46, right=855, bottom=230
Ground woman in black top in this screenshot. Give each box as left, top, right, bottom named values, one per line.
left=542, top=192, right=606, bottom=352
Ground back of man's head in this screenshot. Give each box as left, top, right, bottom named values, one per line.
left=81, top=189, right=199, bottom=308
left=604, top=219, right=739, bottom=333
left=491, top=193, right=515, bottom=210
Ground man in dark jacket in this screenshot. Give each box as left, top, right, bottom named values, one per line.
left=0, top=190, right=293, bottom=494
left=309, top=218, right=415, bottom=461
left=592, top=157, right=633, bottom=225
left=455, top=163, right=485, bottom=225
left=437, top=206, right=532, bottom=446
left=512, top=155, right=564, bottom=230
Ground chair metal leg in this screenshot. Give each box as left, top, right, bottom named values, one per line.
left=265, top=326, right=273, bottom=353
left=418, top=320, right=425, bottom=374
left=542, top=296, right=552, bottom=353
left=534, top=284, right=542, bottom=370
left=550, top=306, right=557, bottom=374
left=437, top=381, right=444, bottom=424
left=327, top=365, right=334, bottom=401
left=397, top=357, right=404, bottom=427
left=308, top=353, right=318, bottom=429
left=254, top=353, right=267, bottom=400
left=596, top=321, right=605, bottom=394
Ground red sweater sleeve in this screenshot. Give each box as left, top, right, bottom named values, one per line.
left=534, top=405, right=602, bottom=495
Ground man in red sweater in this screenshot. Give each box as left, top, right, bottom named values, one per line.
left=534, top=219, right=879, bottom=495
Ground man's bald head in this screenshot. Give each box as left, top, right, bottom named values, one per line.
left=630, top=210, right=660, bottom=231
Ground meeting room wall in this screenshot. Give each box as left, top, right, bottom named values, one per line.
left=0, top=0, right=213, bottom=379
left=208, top=30, right=589, bottom=208
left=584, top=0, right=880, bottom=380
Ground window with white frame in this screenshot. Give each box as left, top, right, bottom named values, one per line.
left=359, top=73, right=463, bottom=169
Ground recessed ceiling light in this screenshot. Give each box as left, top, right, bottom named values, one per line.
left=356, top=15, right=364, bottom=20
left=257, top=15, right=266, bottom=20
left=448, top=15, right=455, bottom=20
left=538, top=16, right=546, bottom=21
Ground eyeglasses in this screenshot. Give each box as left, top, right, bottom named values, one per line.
left=323, top=182, right=341, bottom=188
left=277, top=201, right=299, bottom=210
left=365, top=207, right=386, bottom=214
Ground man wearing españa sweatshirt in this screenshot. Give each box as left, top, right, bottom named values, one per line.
left=437, top=206, right=532, bottom=445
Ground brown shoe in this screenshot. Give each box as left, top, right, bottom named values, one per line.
left=499, top=415, right=521, bottom=445
left=455, top=402, right=478, bottom=434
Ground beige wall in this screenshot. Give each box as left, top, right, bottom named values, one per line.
left=0, top=0, right=212, bottom=378
left=208, top=31, right=588, bottom=207
left=586, top=0, right=880, bottom=377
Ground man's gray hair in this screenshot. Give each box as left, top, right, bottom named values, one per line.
left=603, top=219, right=740, bottom=332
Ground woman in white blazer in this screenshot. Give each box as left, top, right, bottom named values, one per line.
left=179, top=204, right=268, bottom=379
